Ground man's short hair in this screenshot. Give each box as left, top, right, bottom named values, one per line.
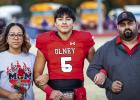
left=54, top=6, right=76, bottom=22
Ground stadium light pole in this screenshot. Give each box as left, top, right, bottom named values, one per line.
left=97, top=0, right=103, bottom=34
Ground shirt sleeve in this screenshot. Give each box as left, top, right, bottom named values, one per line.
left=36, top=34, right=47, bottom=54
left=87, top=32, right=95, bottom=48
left=84, top=32, right=95, bottom=54
left=86, top=46, right=113, bottom=91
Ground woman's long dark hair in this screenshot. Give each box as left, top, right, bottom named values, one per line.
left=0, top=23, right=31, bottom=53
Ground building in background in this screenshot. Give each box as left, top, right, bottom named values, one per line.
left=26, top=3, right=62, bottom=39
left=78, top=1, right=106, bottom=29
left=29, top=3, right=62, bottom=30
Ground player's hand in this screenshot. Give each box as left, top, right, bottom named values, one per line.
left=35, top=74, right=49, bottom=86
left=94, top=72, right=106, bottom=85
left=7, top=92, right=22, bottom=100
left=50, top=90, right=64, bottom=100
left=112, top=80, right=123, bottom=93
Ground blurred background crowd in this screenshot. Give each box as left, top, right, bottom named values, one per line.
left=0, top=0, right=140, bottom=39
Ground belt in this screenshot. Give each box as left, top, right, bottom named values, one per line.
left=48, top=79, right=83, bottom=91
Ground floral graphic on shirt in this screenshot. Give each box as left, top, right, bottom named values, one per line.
left=6, top=61, right=32, bottom=98
left=18, top=68, right=25, bottom=78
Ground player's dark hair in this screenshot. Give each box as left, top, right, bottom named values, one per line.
left=54, top=6, right=76, bottom=22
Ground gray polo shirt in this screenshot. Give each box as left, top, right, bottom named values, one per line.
left=87, top=36, right=140, bottom=100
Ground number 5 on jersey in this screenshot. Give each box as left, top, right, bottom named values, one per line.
left=61, top=57, right=72, bottom=72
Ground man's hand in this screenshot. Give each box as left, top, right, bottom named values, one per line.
left=50, top=90, right=64, bottom=100
left=35, top=74, right=49, bottom=86
left=94, top=72, right=106, bottom=85
left=112, top=80, right=123, bottom=93
left=7, top=92, right=22, bottom=100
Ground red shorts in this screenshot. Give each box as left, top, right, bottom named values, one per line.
left=74, top=87, right=87, bottom=100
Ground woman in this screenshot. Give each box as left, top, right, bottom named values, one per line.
left=0, top=23, right=34, bottom=100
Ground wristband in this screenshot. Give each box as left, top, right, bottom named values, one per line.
left=100, top=69, right=107, bottom=76
left=43, top=85, right=53, bottom=95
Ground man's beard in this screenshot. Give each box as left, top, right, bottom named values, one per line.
left=120, top=29, right=137, bottom=41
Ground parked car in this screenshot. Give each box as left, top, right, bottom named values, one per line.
left=0, top=5, right=23, bottom=24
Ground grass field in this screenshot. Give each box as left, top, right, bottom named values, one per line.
left=30, top=36, right=115, bottom=100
